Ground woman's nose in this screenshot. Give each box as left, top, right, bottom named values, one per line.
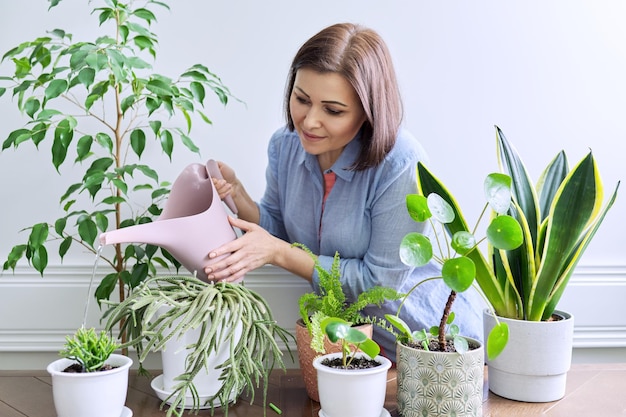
left=303, top=107, right=322, bottom=129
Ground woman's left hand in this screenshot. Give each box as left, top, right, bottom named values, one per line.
left=204, top=216, right=280, bottom=282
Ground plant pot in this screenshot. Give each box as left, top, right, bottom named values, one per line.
left=295, top=318, right=373, bottom=402
left=483, top=309, right=574, bottom=402
left=313, top=352, right=391, bottom=417
left=151, top=306, right=243, bottom=409
left=47, top=353, right=133, bottom=417
left=396, top=337, right=484, bottom=417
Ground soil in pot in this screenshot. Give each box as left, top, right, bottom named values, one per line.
left=404, top=338, right=481, bottom=353
left=320, top=355, right=381, bottom=370
left=63, top=363, right=116, bottom=373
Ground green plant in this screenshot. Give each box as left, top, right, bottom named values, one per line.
left=386, top=173, right=522, bottom=359
left=321, top=317, right=380, bottom=368
left=102, top=275, right=294, bottom=417
left=417, top=126, right=619, bottom=322
left=0, top=0, right=236, bottom=304
left=59, top=326, right=119, bottom=372
left=295, top=244, right=403, bottom=353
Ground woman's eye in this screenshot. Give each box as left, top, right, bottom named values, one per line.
left=295, top=95, right=309, bottom=105
left=325, top=107, right=342, bottom=116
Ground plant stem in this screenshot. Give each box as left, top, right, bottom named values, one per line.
left=438, top=290, right=457, bottom=350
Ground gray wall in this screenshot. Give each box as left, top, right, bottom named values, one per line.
left=0, top=0, right=624, bottom=369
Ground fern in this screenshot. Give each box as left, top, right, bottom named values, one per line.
left=294, top=243, right=404, bottom=354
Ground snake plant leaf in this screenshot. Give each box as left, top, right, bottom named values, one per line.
left=399, top=232, right=432, bottom=267
left=417, top=162, right=511, bottom=315
left=529, top=153, right=617, bottom=320
left=496, top=126, right=541, bottom=247
left=536, top=151, right=569, bottom=222
left=442, top=257, right=475, bottom=293
left=486, top=215, right=523, bottom=250
left=484, top=173, right=513, bottom=214
left=406, top=194, right=431, bottom=222
left=427, top=193, right=455, bottom=224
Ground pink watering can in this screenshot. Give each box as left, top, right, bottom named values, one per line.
left=99, top=159, right=238, bottom=282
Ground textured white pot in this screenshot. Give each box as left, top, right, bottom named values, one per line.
left=396, top=337, right=484, bottom=417
left=313, top=352, right=391, bottom=417
left=483, top=309, right=574, bottom=402
left=47, top=353, right=132, bottom=417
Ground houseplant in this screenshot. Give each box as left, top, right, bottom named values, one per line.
left=295, top=244, right=402, bottom=402
left=312, top=316, right=392, bottom=417
left=0, top=0, right=236, bottom=305
left=102, top=274, right=294, bottom=417
left=47, top=326, right=133, bottom=417
left=385, top=171, right=522, bottom=417
left=415, top=125, right=620, bottom=401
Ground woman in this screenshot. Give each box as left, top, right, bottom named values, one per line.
left=205, top=23, right=484, bottom=361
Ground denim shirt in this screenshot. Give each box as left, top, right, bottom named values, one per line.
left=258, top=126, right=484, bottom=361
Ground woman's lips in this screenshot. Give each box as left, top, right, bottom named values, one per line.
left=302, top=130, right=325, bottom=142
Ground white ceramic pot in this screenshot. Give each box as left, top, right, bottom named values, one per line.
left=295, top=319, right=373, bottom=402
left=155, top=306, right=243, bottom=408
left=313, top=352, right=391, bottom=417
left=47, top=353, right=132, bottom=417
left=483, top=309, right=574, bottom=402
left=396, top=337, right=484, bottom=417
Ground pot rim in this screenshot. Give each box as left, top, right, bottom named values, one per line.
left=47, top=353, right=133, bottom=377
left=483, top=308, right=573, bottom=323
left=395, top=335, right=483, bottom=353
left=312, top=352, right=391, bottom=375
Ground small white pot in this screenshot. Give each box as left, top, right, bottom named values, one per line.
left=313, top=352, right=391, bottom=417
left=483, top=309, right=574, bottom=402
left=47, top=353, right=132, bottom=417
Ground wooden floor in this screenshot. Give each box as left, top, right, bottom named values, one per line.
left=1, top=363, right=625, bottom=416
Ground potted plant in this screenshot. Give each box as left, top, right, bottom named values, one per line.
left=295, top=244, right=402, bottom=402
left=415, top=125, right=620, bottom=402
left=312, top=316, right=392, bottom=417
left=102, top=274, right=294, bottom=417
left=0, top=0, right=236, bottom=307
left=46, top=326, right=133, bottom=417
left=384, top=172, right=521, bottom=417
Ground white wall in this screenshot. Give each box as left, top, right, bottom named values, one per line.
left=0, top=0, right=624, bottom=369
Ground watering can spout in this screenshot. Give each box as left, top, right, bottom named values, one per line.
left=98, top=159, right=239, bottom=282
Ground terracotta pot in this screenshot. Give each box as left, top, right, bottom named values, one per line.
left=295, top=318, right=373, bottom=402
left=396, top=337, right=484, bottom=417
left=483, top=309, right=574, bottom=402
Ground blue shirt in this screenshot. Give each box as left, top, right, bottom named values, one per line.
left=258, top=126, right=485, bottom=361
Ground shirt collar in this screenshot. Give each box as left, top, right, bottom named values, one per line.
left=303, top=131, right=362, bottom=182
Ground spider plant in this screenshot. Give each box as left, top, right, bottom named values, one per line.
left=102, top=275, right=294, bottom=417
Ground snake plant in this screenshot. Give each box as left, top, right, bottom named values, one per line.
left=417, top=125, right=620, bottom=323
left=102, top=275, right=294, bottom=417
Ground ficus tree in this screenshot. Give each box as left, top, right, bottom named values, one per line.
left=0, top=0, right=236, bottom=306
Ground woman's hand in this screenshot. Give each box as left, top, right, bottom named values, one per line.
left=204, top=216, right=281, bottom=282
left=211, top=160, right=237, bottom=201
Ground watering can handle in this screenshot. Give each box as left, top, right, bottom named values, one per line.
left=207, top=159, right=238, bottom=215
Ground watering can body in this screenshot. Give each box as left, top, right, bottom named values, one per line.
left=99, top=160, right=238, bottom=282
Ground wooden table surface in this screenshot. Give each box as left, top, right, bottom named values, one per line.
left=1, top=363, right=625, bottom=416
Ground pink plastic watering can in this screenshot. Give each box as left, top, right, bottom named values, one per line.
left=99, top=159, right=239, bottom=282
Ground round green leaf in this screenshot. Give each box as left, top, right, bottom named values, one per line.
left=451, top=231, right=476, bottom=255
left=486, top=215, right=523, bottom=250
left=406, top=194, right=430, bottom=222
left=442, top=256, right=475, bottom=292
left=427, top=193, right=454, bottom=224
left=487, top=322, right=509, bottom=360
left=399, top=232, right=433, bottom=267
left=484, top=173, right=513, bottom=214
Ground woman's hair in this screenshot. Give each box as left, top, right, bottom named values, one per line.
left=284, top=23, right=403, bottom=170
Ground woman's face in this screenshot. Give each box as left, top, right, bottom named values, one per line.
left=289, top=68, right=366, bottom=171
